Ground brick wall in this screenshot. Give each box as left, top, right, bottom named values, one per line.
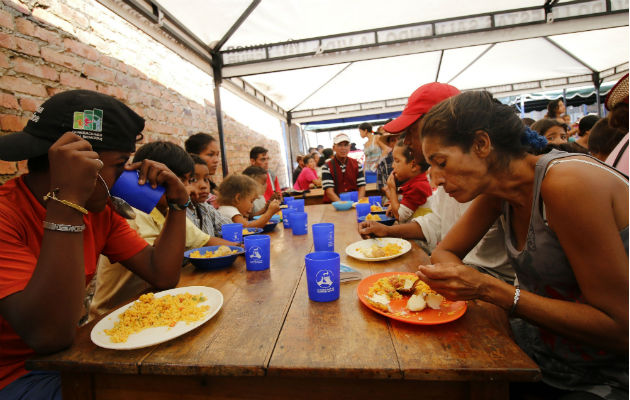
left=0, top=0, right=288, bottom=186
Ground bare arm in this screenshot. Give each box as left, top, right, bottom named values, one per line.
left=325, top=187, right=340, bottom=202
left=358, top=220, right=424, bottom=240
left=357, top=185, right=366, bottom=200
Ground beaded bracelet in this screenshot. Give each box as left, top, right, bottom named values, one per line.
left=509, top=285, right=521, bottom=316
left=43, top=188, right=88, bottom=215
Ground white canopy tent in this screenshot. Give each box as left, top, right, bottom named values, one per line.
left=97, top=0, right=628, bottom=172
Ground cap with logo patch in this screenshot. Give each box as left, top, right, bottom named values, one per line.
left=0, top=89, right=145, bottom=161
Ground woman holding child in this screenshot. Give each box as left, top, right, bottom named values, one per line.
left=416, top=91, right=628, bottom=399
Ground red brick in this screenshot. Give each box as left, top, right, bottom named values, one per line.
left=63, top=38, right=98, bottom=61
left=46, top=86, right=65, bottom=96
left=99, top=55, right=119, bottom=69
left=0, top=76, right=47, bottom=96
left=97, top=84, right=127, bottom=101
left=14, top=58, right=58, bottom=81
left=0, top=52, right=9, bottom=69
left=15, top=17, right=35, bottom=36
left=0, top=9, right=14, bottom=29
left=0, top=114, right=28, bottom=131
left=41, top=47, right=82, bottom=70
left=15, top=37, right=40, bottom=57
left=59, top=72, right=97, bottom=91
left=83, top=64, right=114, bottom=83
left=19, top=96, right=43, bottom=112
left=0, top=33, right=16, bottom=50
left=0, top=160, right=17, bottom=174
left=17, top=159, right=28, bottom=174
left=59, top=4, right=88, bottom=29
left=0, top=93, right=20, bottom=110
left=5, top=0, right=32, bottom=16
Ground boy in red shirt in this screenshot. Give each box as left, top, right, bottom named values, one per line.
left=0, top=90, right=190, bottom=399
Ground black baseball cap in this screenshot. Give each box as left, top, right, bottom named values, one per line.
left=0, top=89, right=145, bottom=161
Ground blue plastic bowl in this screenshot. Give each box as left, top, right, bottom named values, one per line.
left=184, top=245, right=244, bottom=270
left=242, top=227, right=264, bottom=236
left=358, top=214, right=396, bottom=226
left=332, top=201, right=353, bottom=211
left=253, top=214, right=281, bottom=223
left=261, top=221, right=278, bottom=233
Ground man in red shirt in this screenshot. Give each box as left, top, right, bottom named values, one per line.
left=249, top=146, right=282, bottom=201
left=0, top=90, right=190, bottom=399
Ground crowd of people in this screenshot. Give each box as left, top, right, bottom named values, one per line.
left=0, top=71, right=627, bottom=399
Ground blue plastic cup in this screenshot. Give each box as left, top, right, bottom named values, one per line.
left=281, top=208, right=294, bottom=228
left=291, top=211, right=308, bottom=235
left=305, top=251, right=340, bottom=302
left=349, top=191, right=359, bottom=202
left=110, top=170, right=165, bottom=214
left=312, top=223, right=334, bottom=252
left=339, top=192, right=352, bottom=201
left=222, top=223, right=243, bottom=243
left=244, top=234, right=270, bottom=271
left=368, top=196, right=381, bottom=206
left=284, top=196, right=295, bottom=205
left=356, top=203, right=371, bottom=221
left=291, top=198, right=305, bottom=212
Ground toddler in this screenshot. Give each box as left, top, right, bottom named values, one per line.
left=217, top=174, right=280, bottom=228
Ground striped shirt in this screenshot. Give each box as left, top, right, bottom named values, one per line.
left=186, top=202, right=232, bottom=237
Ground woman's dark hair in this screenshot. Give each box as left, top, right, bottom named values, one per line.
left=609, top=103, right=629, bottom=132
left=217, top=174, right=259, bottom=206
left=133, top=141, right=194, bottom=178
left=578, top=115, right=600, bottom=136
left=530, top=118, right=564, bottom=137
left=420, top=91, right=532, bottom=169
left=190, top=153, right=206, bottom=166
left=545, top=99, right=564, bottom=118
left=185, top=132, right=216, bottom=154
left=358, top=122, right=373, bottom=132
left=302, top=154, right=314, bottom=166
left=318, top=148, right=333, bottom=167
left=588, top=117, right=627, bottom=159
left=521, top=117, right=535, bottom=127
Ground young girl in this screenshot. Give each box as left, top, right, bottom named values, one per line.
left=293, top=154, right=322, bottom=191
left=242, top=165, right=270, bottom=216
left=186, top=154, right=234, bottom=238
left=185, top=132, right=221, bottom=205
left=217, top=174, right=280, bottom=228
left=531, top=118, right=568, bottom=145
left=385, top=140, right=433, bottom=223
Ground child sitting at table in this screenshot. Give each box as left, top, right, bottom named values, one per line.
left=217, top=174, right=281, bottom=228
left=89, top=142, right=237, bottom=320
left=385, top=140, right=432, bottom=223
left=242, top=165, right=269, bottom=216
left=187, top=154, right=233, bottom=236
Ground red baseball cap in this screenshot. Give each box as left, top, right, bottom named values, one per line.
left=384, top=82, right=460, bottom=133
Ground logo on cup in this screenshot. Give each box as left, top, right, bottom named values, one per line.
left=247, top=246, right=263, bottom=264
left=315, top=270, right=334, bottom=289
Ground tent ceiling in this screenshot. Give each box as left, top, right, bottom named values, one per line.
left=108, top=0, right=628, bottom=123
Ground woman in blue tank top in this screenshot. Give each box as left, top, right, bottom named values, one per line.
left=414, top=91, right=628, bottom=400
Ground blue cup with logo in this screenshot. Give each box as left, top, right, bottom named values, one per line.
left=356, top=203, right=371, bottom=221
left=305, top=251, right=340, bottom=302
left=221, top=223, right=243, bottom=243
left=290, top=211, right=308, bottom=235
left=281, top=208, right=294, bottom=228
left=244, top=234, right=270, bottom=271
left=110, top=170, right=165, bottom=214
left=291, top=198, right=305, bottom=212
left=312, top=223, right=334, bottom=252
left=339, top=192, right=352, bottom=201
left=368, top=196, right=381, bottom=206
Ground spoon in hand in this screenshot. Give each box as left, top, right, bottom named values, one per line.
left=97, top=173, right=136, bottom=219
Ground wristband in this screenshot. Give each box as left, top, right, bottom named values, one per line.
left=43, top=188, right=88, bottom=215
left=43, top=221, right=85, bottom=233
left=168, top=197, right=191, bottom=211
left=509, top=285, right=520, bottom=316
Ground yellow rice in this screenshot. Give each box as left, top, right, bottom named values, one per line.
left=189, top=245, right=238, bottom=258
left=105, top=292, right=210, bottom=343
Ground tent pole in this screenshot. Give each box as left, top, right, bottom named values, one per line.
left=286, top=112, right=295, bottom=184
left=592, top=71, right=602, bottom=117
left=212, top=53, right=229, bottom=177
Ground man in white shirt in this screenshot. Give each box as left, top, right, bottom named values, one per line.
left=357, top=82, right=514, bottom=283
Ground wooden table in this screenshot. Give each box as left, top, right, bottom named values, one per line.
left=28, top=204, right=540, bottom=399
left=303, top=182, right=381, bottom=205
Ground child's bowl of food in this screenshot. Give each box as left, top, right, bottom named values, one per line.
left=358, top=214, right=396, bottom=226
left=332, top=201, right=353, bottom=211
left=253, top=214, right=281, bottom=223
left=185, top=245, right=244, bottom=270
left=261, top=221, right=278, bottom=233
left=369, top=204, right=386, bottom=214
left=242, top=228, right=264, bottom=236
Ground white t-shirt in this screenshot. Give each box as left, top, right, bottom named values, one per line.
left=217, top=205, right=241, bottom=221
left=412, top=186, right=514, bottom=283
left=252, top=195, right=266, bottom=214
